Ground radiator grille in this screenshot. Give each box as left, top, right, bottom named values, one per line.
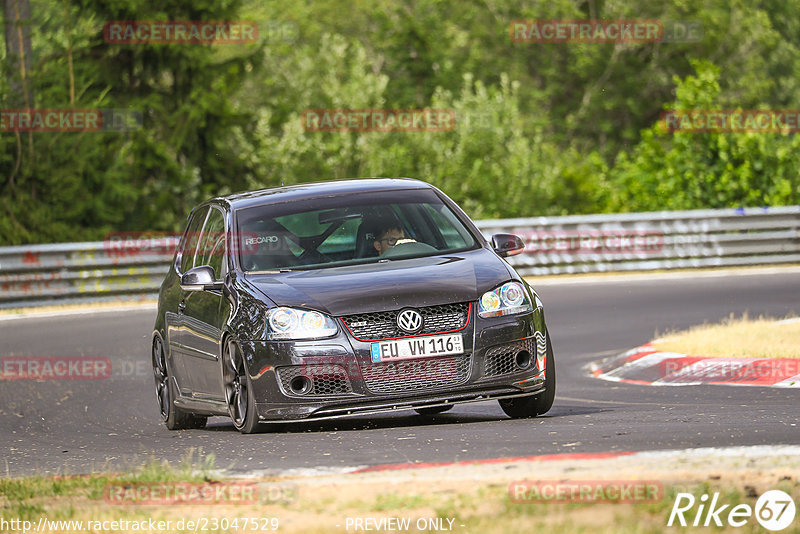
left=360, top=354, right=471, bottom=394
left=341, top=302, right=470, bottom=341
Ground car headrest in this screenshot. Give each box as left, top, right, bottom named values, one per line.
left=354, top=219, right=379, bottom=259
left=240, top=222, right=298, bottom=270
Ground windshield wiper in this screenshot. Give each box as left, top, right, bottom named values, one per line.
left=247, top=268, right=293, bottom=274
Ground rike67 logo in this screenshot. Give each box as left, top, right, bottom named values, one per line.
left=668, top=490, right=796, bottom=531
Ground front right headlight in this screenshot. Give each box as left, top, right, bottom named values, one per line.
left=479, top=281, right=533, bottom=318
left=266, top=307, right=338, bottom=340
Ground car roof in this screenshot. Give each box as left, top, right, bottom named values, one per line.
left=208, top=178, right=433, bottom=211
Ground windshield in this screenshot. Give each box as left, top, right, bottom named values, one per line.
left=235, top=189, right=480, bottom=271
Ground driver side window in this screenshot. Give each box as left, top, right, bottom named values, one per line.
left=196, top=208, right=226, bottom=279
left=179, top=207, right=208, bottom=274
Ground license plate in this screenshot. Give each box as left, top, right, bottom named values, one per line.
left=370, top=334, right=463, bottom=362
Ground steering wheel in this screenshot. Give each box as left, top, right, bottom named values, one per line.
left=382, top=240, right=438, bottom=259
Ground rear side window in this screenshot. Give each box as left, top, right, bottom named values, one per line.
left=179, top=207, right=208, bottom=273
left=196, top=208, right=226, bottom=279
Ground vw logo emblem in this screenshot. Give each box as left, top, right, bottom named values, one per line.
left=396, top=308, right=423, bottom=334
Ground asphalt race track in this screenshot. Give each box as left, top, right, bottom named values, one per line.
left=1, top=269, right=798, bottom=478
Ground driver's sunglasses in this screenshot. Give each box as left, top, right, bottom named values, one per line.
left=379, top=237, right=401, bottom=246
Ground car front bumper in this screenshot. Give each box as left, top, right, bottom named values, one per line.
left=239, top=305, right=548, bottom=422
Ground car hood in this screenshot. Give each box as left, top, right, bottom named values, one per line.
left=244, top=248, right=514, bottom=316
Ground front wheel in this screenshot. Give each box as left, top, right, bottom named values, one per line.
left=222, top=338, right=262, bottom=434
left=152, top=337, right=206, bottom=430
left=499, top=331, right=556, bottom=419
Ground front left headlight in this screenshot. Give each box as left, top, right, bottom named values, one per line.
left=266, top=307, right=338, bottom=340
left=479, top=281, right=533, bottom=318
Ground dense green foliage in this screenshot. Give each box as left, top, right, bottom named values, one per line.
left=1, top=0, right=799, bottom=244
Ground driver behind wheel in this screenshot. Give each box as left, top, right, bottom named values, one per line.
left=372, top=218, right=416, bottom=256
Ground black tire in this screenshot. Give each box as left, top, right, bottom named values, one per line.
left=223, top=338, right=262, bottom=434
left=152, top=337, right=207, bottom=430
left=414, top=405, right=454, bottom=416
left=499, top=331, right=556, bottom=419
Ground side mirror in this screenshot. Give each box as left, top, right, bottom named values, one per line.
left=180, top=265, right=222, bottom=292
left=491, top=233, right=525, bottom=257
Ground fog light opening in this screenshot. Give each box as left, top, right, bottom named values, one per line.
left=289, top=375, right=313, bottom=395
left=515, top=350, right=532, bottom=370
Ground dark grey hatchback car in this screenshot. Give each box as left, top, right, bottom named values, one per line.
left=152, top=178, right=554, bottom=433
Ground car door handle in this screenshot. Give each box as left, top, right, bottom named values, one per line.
left=178, top=301, right=186, bottom=313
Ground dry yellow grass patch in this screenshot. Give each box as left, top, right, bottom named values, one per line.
left=274, top=452, right=800, bottom=534
left=653, top=315, right=800, bottom=359
left=4, top=452, right=800, bottom=534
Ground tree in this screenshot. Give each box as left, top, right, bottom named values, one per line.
left=608, top=60, right=800, bottom=212
left=3, top=0, right=34, bottom=107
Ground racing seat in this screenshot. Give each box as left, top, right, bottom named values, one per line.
left=240, top=222, right=298, bottom=270
left=354, top=218, right=380, bottom=259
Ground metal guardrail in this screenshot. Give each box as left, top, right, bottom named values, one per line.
left=476, top=205, right=800, bottom=276
left=0, top=237, right=179, bottom=307
left=0, top=206, right=798, bottom=307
